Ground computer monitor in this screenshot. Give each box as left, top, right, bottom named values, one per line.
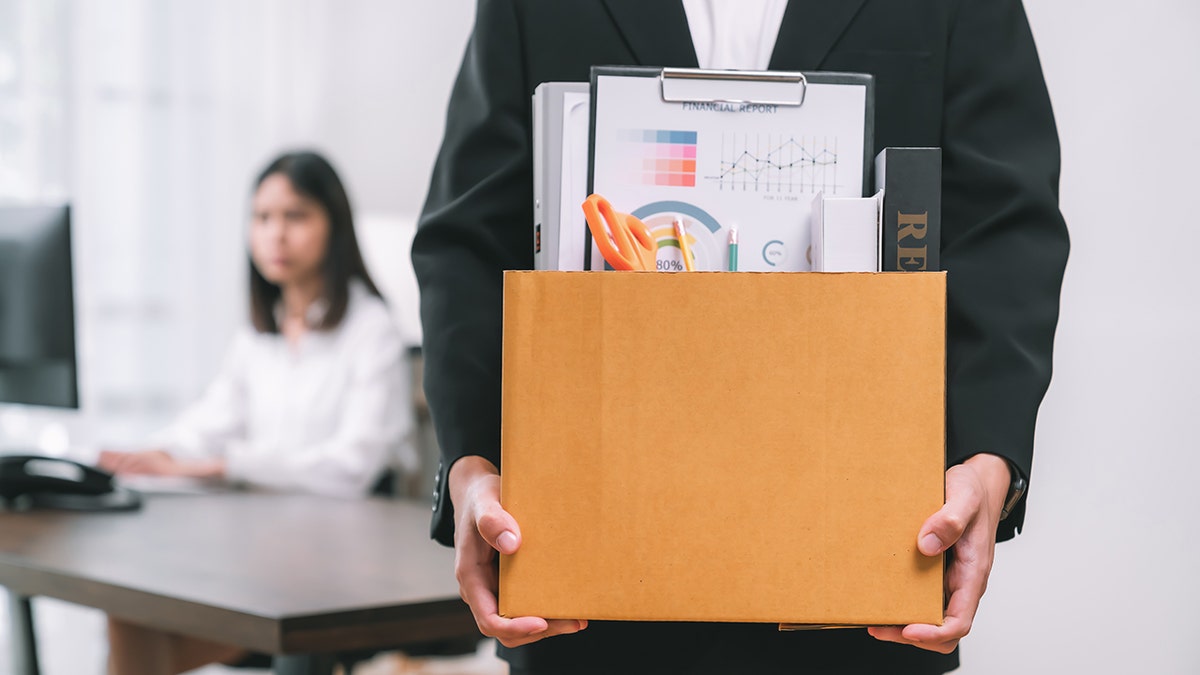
left=0, top=204, right=78, bottom=409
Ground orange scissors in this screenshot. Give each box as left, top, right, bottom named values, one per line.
left=582, top=194, right=658, bottom=271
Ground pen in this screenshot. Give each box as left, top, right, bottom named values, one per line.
left=728, top=227, right=738, bottom=272
left=674, top=218, right=695, bottom=271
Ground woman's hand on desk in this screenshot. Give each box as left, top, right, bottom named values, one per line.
left=448, top=455, right=587, bottom=648
left=97, top=449, right=226, bottom=479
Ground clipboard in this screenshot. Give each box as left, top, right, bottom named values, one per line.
left=586, top=66, right=874, bottom=272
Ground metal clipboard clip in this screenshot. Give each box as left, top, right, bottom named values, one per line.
left=659, top=68, right=808, bottom=107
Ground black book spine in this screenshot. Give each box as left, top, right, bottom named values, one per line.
left=874, top=148, right=942, bottom=271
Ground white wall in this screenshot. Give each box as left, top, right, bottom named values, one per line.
left=310, top=1, right=475, bottom=215
left=966, top=1, right=1200, bottom=673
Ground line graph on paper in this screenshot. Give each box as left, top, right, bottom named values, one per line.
left=706, top=133, right=844, bottom=194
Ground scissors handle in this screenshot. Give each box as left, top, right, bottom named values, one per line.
left=582, top=194, right=657, bottom=271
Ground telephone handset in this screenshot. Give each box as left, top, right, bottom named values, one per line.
left=0, top=454, right=142, bottom=512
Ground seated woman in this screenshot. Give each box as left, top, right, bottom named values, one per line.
left=98, top=150, right=414, bottom=674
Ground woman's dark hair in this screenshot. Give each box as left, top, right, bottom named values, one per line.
left=248, top=151, right=382, bottom=333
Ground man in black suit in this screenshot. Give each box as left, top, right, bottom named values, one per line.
left=412, top=1, right=1069, bottom=672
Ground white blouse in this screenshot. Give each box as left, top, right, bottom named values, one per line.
left=682, top=0, right=789, bottom=71
left=154, top=280, right=415, bottom=498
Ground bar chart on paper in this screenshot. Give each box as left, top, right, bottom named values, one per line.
left=600, top=128, right=853, bottom=271
left=621, top=129, right=698, bottom=187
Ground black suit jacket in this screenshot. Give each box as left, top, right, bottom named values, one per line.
left=413, top=1, right=1068, bottom=672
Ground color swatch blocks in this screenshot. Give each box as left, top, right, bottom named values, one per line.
left=622, top=129, right=698, bottom=187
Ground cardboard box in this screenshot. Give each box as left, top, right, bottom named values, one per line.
left=499, top=271, right=945, bottom=626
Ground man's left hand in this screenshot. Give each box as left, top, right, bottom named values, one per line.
left=868, top=452, right=1013, bottom=654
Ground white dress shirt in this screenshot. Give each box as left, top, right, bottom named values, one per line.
left=154, top=280, right=415, bottom=498
left=682, top=0, right=789, bottom=71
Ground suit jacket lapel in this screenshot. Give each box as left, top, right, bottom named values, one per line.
left=601, top=0, right=700, bottom=68
left=599, top=0, right=868, bottom=71
left=769, top=0, right=868, bottom=70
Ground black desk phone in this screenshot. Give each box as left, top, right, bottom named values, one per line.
left=0, top=454, right=141, bottom=512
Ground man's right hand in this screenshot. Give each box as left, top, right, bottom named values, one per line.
left=449, top=455, right=587, bottom=648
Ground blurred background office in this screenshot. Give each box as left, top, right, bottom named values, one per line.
left=0, top=0, right=1198, bottom=674
left=0, top=1, right=480, bottom=673
left=0, top=0, right=477, bottom=453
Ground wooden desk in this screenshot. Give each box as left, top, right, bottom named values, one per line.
left=0, top=493, right=478, bottom=673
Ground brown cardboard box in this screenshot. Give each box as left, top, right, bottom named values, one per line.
left=499, top=271, right=945, bottom=626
